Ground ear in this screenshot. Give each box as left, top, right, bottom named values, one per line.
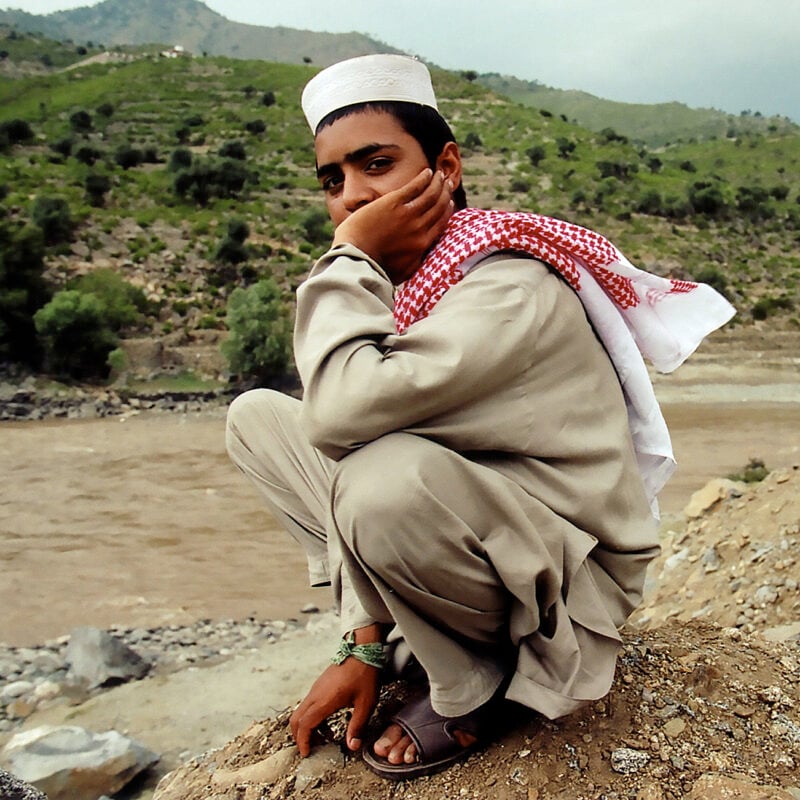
left=435, top=141, right=462, bottom=191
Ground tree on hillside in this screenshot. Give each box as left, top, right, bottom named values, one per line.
left=31, top=196, right=73, bottom=245
left=173, top=159, right=250, bottom=206
left=34, top=291, right=117, bottom=380
left=0, top=217, right=50, bottom=367
left=222, top=278, right=293, bottom=386
left=69, top=109, right=92, bottom=132
left=33, top=270, right=147, bottom=380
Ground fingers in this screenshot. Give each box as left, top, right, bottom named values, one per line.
left=289, top=703, right=315, bottom=757
left=346, top=693, right=374, bottom=751
left=390, top=167, right=434, bottom=205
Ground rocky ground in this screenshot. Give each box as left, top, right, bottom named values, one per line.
left=2, top=468, right=799, bottom=799
left=148, top=468, right=800, bottom=800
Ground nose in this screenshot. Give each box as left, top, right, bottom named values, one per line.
left=341, top=172, right=375, bottom=214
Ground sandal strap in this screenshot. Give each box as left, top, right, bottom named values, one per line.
left=391, top=693, right=490, bottom=761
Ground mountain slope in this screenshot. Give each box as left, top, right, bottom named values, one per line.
left=0, top=0, right=401, bottom=65
left=477, top=73, right=798, bottom=147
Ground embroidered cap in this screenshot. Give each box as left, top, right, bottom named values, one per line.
left=301, top=54, right=438, bottom=133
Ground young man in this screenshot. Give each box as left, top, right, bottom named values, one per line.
left=226, top=55, right=734, bottom=779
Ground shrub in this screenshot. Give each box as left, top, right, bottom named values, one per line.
left=34, top=290, right=117, bottom=379
left=727, top=457, right=768, bottom=483
left=509, top=178, right=530, bottom=193
left=598, top=127, right=628, bottom=145
left=261, top=91, right=276, bottom=107
left=96, top=102, right=114, bottom=118
left=175, top=125, right=191, bottom=144
left=173, top=158, right=250, bottom=206
left=463, top=131, right=482, bottom=150
left=68, top=268, right=148, bottom=328
left=215, top=217, right=250, bottom=265
left=50, top=137, right=73, bottom=158
left=556, top=138, right=576, bottom=159
left=218, top=140, right=246, bottom=160
left=688, top=181, right=729, bottom=218
left=0, top=118, right=34, bottom=144
left=596, top=160, right=638, bottom=180
left=694, top=267, right=729, bottom=299
left=74, top=145, right=103, bottom=165
left=31, top=196, right=73, bottom=245
left=0, top=218, right=50, bottom=367
left=300, top=207, right=332, bottom=247
left=168, top=147, right=192, bottom=171
left=752, top=295, right=793, bottom=320
left=222, top=278, right=293, bottom=385
left=244, top=119, right=266, bottom=135
left=635, top=189, right=664, bottom=216
left=69, top=109, right=92, bottom=132
left=114, top=145, right=143, bottom=169
left=526, top=145, right=546, bottom=167
left=646, top=157, right=663, bottom=174
left=184, top=114, right=204, bottom=127
left=85, top=173, right=111, bottom=207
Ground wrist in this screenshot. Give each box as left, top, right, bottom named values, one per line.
left=332, top=629, right=388, bottom=670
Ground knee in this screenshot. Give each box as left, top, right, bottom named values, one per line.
left=331, top=434, right=442, bottom=565
left=225, top=389, right=295, bottom=463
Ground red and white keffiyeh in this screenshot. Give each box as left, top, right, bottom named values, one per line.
left=394, top=208, right=736, bottom=511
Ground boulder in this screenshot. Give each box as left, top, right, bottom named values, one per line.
left=683, top=477, right=741, bottom=518
left=65, top=626, right=150, bottom=688
left=1, top=725, right=158, bottom=800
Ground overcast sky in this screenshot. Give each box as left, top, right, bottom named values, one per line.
left=10, top=0, right=800, bottom=121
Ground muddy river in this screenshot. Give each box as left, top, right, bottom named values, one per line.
left=2, top=385, right=799, bottom=646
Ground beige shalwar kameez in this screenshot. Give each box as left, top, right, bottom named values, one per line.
left=226, top=243, right=659, bottom=722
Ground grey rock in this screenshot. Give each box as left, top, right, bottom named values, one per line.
left=0, top=767, right=48, bottom=800
left=610, top=747, right=650, bottom=774
left=754, top=584, right=779, bottom=605
left=1, top=724, right=158, bottom=800
left=1, top=681, right=34, bottom=701
left=65, top=627, right=150, bottom=688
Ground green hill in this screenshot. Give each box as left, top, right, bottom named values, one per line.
left=0, top=41, right=798, bottom=383
left=0, top=0, right=400, bottom=65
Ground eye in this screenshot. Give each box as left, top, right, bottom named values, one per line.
left=366, top=156, right=393, bottom=172
left=320, top=174, right=342, bottom=194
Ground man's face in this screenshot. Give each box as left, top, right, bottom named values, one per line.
left=314, top=110, right=431, bottom=227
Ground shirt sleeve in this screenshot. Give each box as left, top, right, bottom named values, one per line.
left=294, top=243, right=551, bottom=460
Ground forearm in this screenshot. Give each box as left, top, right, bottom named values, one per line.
left=295, top=248, right=542, bottom=459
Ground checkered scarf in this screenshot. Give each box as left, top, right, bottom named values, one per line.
left=393, top=208, right=736, bottom=509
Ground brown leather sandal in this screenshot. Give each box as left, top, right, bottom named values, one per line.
left=362, top=691, right=500, bottom=780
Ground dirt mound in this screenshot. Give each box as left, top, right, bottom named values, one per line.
left=153, top=621, right=799, bottom=799
left=633, top=467, right=800, bottom=637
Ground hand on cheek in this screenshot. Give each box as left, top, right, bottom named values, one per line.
left=332, top=168, right=455, bottom=283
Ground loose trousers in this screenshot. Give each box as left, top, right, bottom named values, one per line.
left=226, top=388, right=632, bottom=719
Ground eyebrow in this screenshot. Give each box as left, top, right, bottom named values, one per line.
left=316, top=142, right=400, bottom=181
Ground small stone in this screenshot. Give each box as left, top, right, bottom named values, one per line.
left=1, top=680, right=34, bottom=700
left=663, top=718, right=686, bottom=738
left=294, top=744, right=343, bottom=792
left=610, top=747, right=650, bottom=774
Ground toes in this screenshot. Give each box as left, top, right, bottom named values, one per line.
left=388, top=735, right=417, bottom=765
left=373, top=723, right=404, bottom=757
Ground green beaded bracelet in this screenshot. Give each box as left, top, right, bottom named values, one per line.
left=331, top=631, right=389, bottom=669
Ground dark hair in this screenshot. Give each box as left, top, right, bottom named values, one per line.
left=316, top=101, right=467, bottom=210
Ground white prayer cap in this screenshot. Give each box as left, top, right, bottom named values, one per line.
left=301, top=54, right=438, bottom=133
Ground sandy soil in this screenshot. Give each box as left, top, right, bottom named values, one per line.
left=2, top=336, right=799, bottom=648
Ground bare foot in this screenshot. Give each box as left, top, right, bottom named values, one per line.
left=372, top=722, right=477, bottom=765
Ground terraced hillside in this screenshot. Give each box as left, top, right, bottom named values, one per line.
left=1, top=41, right=799, bottom=384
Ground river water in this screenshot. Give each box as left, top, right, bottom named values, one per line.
left=2, top=393, right=799, bottom=646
